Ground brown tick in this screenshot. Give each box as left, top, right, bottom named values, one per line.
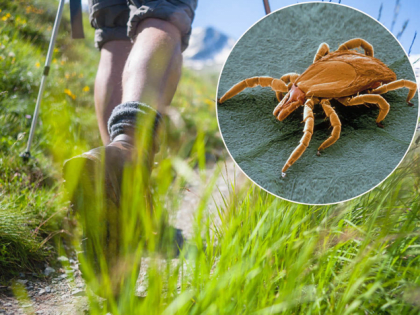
left=218, top=38, right=418, bottom=177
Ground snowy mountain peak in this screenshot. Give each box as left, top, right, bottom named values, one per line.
left=183, top=27, right=235, bottom=71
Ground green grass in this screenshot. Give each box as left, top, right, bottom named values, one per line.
left=0, top=0, right=221, bottom=279
left=78, top=141, right=420, bottom=314
left=2, top=0, right=420, bottom=314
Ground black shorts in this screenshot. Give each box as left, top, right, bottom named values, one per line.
left=88, top=0, right=197, bottom=51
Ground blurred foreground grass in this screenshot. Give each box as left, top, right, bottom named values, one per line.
left=2, top=0, right=420, bottom=314
left=0, top=0, right=221, bottom=278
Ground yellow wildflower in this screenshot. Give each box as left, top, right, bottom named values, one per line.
left=204, top=98, right=214, bottom=107
left=16, top=16, right=26, bottom=24
left=26, top=6, right=43, bottom=14
left=2, top=13, right=11, bottom=21
left=16, top=17, right=27, bottom=25
left=35, top=61, right=40, bottom=68
left=78, top=73, right=84, bottom=78
left=54, top=48, right=59, bottom=53
left=64, top=89, right=76, bottom=100
left=82, top=86, right=90, bottom=92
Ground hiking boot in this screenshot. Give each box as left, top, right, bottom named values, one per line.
left=63, top=134, right=137, bottom=282
left=64, top=101, right=161, bottom=223
left=63, top=134, right=134, bottom=212
left=63, top=134, right=185, bottom=295
left=63, top=102, right=185, bottom=297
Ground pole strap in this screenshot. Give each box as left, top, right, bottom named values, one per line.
left=43, top=66, right=50, bottom=76
left=70, top=0, right=84, bottom=39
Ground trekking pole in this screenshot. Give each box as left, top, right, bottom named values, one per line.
left=20, top=0, right=66, bottom=161
left=263, top=0, right=271, bottom=15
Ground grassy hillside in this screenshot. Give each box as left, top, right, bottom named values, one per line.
left=2, top=1, right=420, bottom=314
left=0, top=0, right=220, bottom=279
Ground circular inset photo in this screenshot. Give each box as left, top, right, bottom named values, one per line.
left=217, top=2, right=419, bottom=205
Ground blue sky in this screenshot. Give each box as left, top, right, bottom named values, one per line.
left=79, top=0, right=419, bottom=55
left=192, top=0, right=419, bottom=55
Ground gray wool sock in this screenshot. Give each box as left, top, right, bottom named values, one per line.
left=107, top=102, right=162, bottom=141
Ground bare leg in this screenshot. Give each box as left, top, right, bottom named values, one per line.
left=338, top=38, right=374, bottom=57
left=338, top=94, right=390, bottom=128
left=122, top=18, right=182, bottom=112
left=370, top=79, right=418, bottom=105
left=317, top=99, right=341, bottom=155
left=218, top=76, right=288, bottom=103
left=95, top=41, right=132, bottom=144
left=282, top=98, right=316, bottom=177
left=66, top=19, right=185, bottom=300
left=313, top=43, right=329, bottom=63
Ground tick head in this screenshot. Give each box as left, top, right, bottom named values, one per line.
left=273, top=84, right=306, bottom=121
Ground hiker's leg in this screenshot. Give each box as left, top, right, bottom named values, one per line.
left=94, top=0, right=197, bottom=142
left=121, top=18, right=182, bottom=111
left=121, top=0, right=198, bottom=110
left=89, top=0, right=132, bottom=144
left=95, top=41, right=132, bottom=144
left=107, top=0, right=197, bottom=140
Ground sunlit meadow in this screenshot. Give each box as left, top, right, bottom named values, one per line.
left=1, top=0, right=420, bottom=314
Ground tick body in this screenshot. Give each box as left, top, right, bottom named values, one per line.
left=218, top=38, right=417, bottom=177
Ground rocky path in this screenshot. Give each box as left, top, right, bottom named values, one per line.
left=0, top=157, right=248, bottom=315
left=0, top=258, right=89, bottom=315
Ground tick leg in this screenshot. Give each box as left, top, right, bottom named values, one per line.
left=273, top=90, right=290, bottom=116
left=274, top=99, right=302, bottom=121
left=338, top=94, right=390, bottom=127
left=370, top=79, right=418, bottom=106
left=313, top=43, right=330, bottom=63
left=277, top=72, right=300, bottom=102
left=338, top=38, right=374, bottom=57
left=317, top=99, right=341, bottom=155
left=281, top=73, right=300, bottom=86
left=282, top=99, right=315, bottom=177
left=275, top=91, right=284, bottom=102
left=218, top=76, right=288, bottom=104
left=271, top=73, right=302, bottom=108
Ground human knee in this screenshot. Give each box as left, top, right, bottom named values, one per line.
left=127, top=0, right=197, bottom=51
